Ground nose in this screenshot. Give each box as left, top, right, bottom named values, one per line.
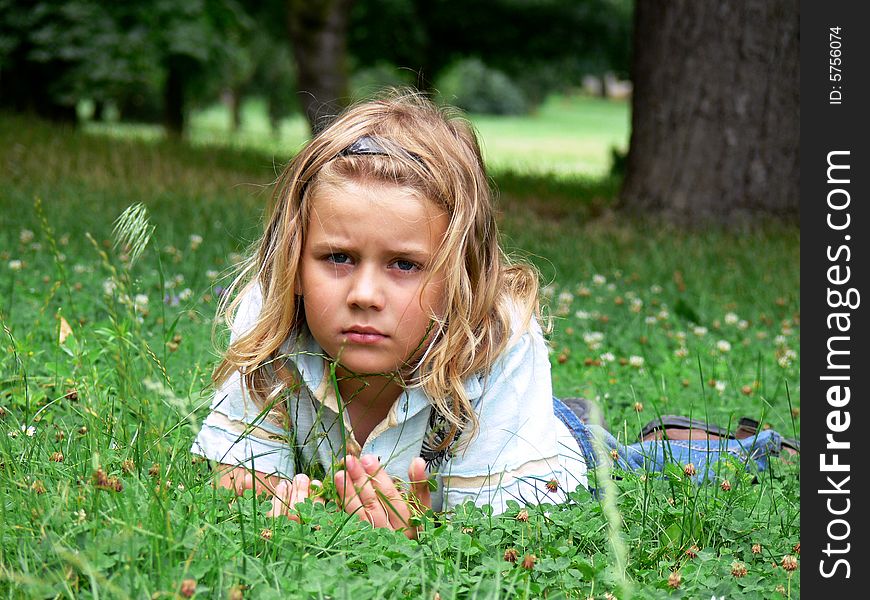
left=346, top=263, right=385, bottom=310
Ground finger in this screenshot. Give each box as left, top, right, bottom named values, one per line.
left=224, top=468, right=252, bottom=496
left=346, top=455, right=390, bottom=527
left=360, top=455, right=411, bottom=530
left=267, top=479, right=292, bottom=518
left=345, top=455, right=391, bottom=527
left=408, top=457, right=432, bottom=511
left=335, top=469, right=368, bottom=523
left=286, top=474, right=310, bottom=522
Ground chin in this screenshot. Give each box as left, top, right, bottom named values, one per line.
left=335, top=354, right=403, bottom=376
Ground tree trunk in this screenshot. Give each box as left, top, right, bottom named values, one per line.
left=163, top=56, right=186, bottom=138
left=287, top=0, right=354, bottom=133
left=619, top=0, right=799, bottom=227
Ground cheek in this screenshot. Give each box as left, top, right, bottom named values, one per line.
left=411, top=278, right=447, bottom=322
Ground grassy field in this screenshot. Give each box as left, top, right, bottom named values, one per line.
left=1, top=101, right=799, bottom=599
left=87, top=94, right=630, bottom=178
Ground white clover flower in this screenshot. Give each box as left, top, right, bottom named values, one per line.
left=645, top=316, right=657, bottom=325
left=173, top=274, right=185, bottom=285
left=716, top=340, right=732, bottom=353
left=774, top=334, right=787, bottom=345
left=583, top=331, right=604, bottom=349
left=600, top=352, right=615, bottom=363
left=557, top=291, right=574, bottom=304
left=714, top=380, right=727, bottom=393
left=781, top=326, right=793, bottom=336
left=19, top=229, right=34, bottom=244
left=629, top=355, right=645, bottom=368
left=592, top=274, right=606, bottom=286
left=541, top=284, right=556, bottom=299
left=73, top=264, right=88, bottom=274
left=657, top=309, right=670, bottom=320
left=30, top=242, right=41, bottom=251
left=606, top=283, right=616, bottom=291
left=8, top=259, right=23, bottom=271
left=134, top=294, right=149, bottom=308
left=178, top=288, right=193, bottom=301
left=737, top=319, right=749, bottom=330
left=675, top=330, right=687, bottom=341
left=20, top=424, right=36, bottom=437
left=189, top=234, right=203, bottom=250
left=575, top=310, right=592, bottom=320
left=650, top=284, right=663, bottom=294
left=724, top=312, right=739, bottom=325
left=630, top=298, right=643, bottom=313
left=229, top=252, right=244, bottom=265
left=777, top=348, right=797, bottom=369
left=674, top=346, right=689, bottom=358
left=206, top=269, right=219, bottom=280
left=102, top=279, right=116, bottom=296
left=693, top=326, right=708, bottom=336
left=75, top=509, right=87, bottom=523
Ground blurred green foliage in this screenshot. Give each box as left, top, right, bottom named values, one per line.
left=1, top=0, right=633, bottom=127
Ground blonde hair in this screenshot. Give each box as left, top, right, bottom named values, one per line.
left=214, top=89, right=541, bottom=451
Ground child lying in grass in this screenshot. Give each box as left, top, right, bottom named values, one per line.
left=191, top=90, right=796, bottom=538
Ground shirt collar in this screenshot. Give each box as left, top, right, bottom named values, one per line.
left=278, top=327, right=484, bottom=421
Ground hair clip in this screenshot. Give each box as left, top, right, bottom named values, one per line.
left=338, top=135, right=425, bottom=165
left=340, top=135, right=390, bottom=156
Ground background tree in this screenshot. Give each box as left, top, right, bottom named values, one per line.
left=287, top=0, right=355, bottom=132
left=0, top=0, right=155, bottom=122
left=618, top=0, right=799, bottom=226
left=0, top=0, right=254, bottom=136
left=349, top=0, right=632, bottom=106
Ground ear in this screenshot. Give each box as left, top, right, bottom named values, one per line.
left=293, top=276, right=302, bottom=296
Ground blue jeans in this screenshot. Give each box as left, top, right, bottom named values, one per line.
left=553, top=397, right=786, bottom=484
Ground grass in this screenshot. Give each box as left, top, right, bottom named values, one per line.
left=0, top=104, right=799, bottom=598
left=84, top=94, right=630, bottom=178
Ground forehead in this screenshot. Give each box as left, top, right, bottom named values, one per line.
left=305, top=179, right=448, bottom=246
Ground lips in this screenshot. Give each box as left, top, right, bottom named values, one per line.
left=342, top=325, right=387, bottom=345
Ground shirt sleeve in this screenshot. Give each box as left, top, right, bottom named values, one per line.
left=440, top=317, right=573, bottom=514
left=190, top=285, right=296, bottom=478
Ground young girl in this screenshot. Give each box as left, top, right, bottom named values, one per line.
left=191, top=91, right=792, bottom=537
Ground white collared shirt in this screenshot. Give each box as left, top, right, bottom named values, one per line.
left=191, top=287, right=587, bottom=514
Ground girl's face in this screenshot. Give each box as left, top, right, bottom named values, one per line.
left=298, top=179, right=449, bottom=377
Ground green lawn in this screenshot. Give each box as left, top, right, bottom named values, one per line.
left=0, top=108, right=799, bottom=598
left=86, top=94, right=630, bottom=178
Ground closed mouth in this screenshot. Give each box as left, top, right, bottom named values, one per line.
left=342, top=326, right=387, bottom=337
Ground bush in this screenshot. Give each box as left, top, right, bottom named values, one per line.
left=436, top=58, right=529, bottom=115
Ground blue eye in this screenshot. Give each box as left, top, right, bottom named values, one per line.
left=394, top=259, right=419, bottom=271
left=327, top=253, right=351, bottom=264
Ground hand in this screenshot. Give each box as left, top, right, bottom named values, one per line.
left=217, top=465, right=323, bottom=522
left=335, top=454, right=432, bottom=539
left=266, top=473, right=325, bottom=521
left=218, top=464, right=282, bottom=497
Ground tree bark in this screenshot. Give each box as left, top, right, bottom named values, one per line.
left=619, top=0, right=799, bottom=227
left=287, top=0, right=354, bottom=133
left=163, top=56, right=186, bottom=138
